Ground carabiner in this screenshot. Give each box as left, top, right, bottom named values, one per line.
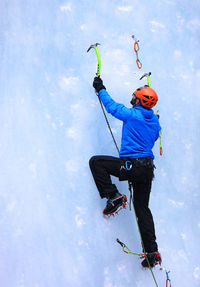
left=125, top=161, right=132, bottom=171
left=134, top=41, right=140, bottom=53
left=136, top=58, right=142, bottom=69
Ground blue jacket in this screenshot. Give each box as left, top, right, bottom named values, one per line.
left=98, top=89, right=161, bottom=159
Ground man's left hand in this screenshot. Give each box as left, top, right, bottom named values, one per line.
left=93, top=77, right=106, bottom=93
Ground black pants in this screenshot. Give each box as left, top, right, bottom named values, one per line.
left=89, top=155, right=158, bottom=253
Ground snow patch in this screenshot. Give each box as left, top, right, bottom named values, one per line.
left=117, top=6, right=132, bottom=12
left=14, top=228, right=23, bottom=237
left=28, top=163, right=37, bottom=178
left=173, top=50, right=182, bottom=57
left=187, top=19, right=200, bottom=32
left=178, top=249, right=188, bottom=262
left=45, top=114, right=51, bottom=120
left=70, top=103, right=81, bottom=112
left=117, top=264, right=126, bottom=272
left=20, top=98, right=25, bottom=104
left=90, top=99, right=98, bottom=107
left=160, top=168, right=167, bottom=177
left=150, top=20, right=166, bottom=32
left=6, top=201, right=16, bottom=212
left=75, top=214, right=85, bottom=228
left=193, top=266, right=200, bottom=279
left=60, top=3, right=72, bottom=12
left=59, top=76, right=79, bottom=93
left=184, top=143, right=192, bottom=150
left=65, top=160, right=79, bottom=173
left=173, top=111, right=181, bottom=121
left=66, top=127, right=79, bottom=140
left=163, top=0, right=175, bottom=4
left=80, top=24, right=87, bottom=31
left=168, top=199, right=184, bottom=207
left=52, top=122, right=57, bottom=130
left=180, top=233, right=186, bottom=240
left=75, top=206, right=86, bottom=229
left=104, top=267, right=114, bottom=287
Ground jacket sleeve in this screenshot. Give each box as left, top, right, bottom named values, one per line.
left=98, top=89, right=131, bottom=122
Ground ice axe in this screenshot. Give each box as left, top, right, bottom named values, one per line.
left=139, top=72, right=151, bottom=87
left=87, top=42, right=120, bottom=153
left=87, top=43, right=101, bottom=77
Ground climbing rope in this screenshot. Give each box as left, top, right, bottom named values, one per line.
left=96, top=92, right=119, bottom=153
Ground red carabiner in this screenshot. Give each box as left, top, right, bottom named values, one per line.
left=166, top=279, right=171, bottom=287
left=136, top=58, right=142, bottom=69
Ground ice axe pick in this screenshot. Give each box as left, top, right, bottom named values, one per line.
left=87, top=43, right=101, bottom=77
left=139, top=72, right=151, bottom=87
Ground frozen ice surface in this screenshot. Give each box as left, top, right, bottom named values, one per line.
left=0, top=0, right=200, bottom=286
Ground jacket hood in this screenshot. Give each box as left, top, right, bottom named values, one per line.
left=135, top=106, right=154, bottom=119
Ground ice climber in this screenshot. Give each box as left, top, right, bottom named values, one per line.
left=89, top=76, right=162, bottom=268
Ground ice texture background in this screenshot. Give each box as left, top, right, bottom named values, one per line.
left=0, top=0, right=200, bottom=286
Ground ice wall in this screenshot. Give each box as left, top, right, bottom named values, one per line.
left=0, top=0, right=200, bottom=286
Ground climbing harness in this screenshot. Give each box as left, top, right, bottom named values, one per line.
left=120, top=160, right=133, bottom=172
left=132, top=35, right=142, bottom=69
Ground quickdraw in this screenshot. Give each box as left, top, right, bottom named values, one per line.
left=156, top=110, right=163, bottom=156
left=117, top=239, right=172, bottom=287
left=132, top=35, right=142, bottom=69
left=160, top=268, right=172, bottom=287
left=159, top=130, right=163, bottom=156
left=116, top=238, right=145, bottom=257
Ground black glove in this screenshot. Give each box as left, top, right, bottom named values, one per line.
left=93, top=77, right=106, bottom=93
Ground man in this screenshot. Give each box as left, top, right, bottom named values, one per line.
left=89, top=76, right=162, bottom=268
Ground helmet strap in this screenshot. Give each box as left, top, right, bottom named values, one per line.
left=130, top=98, right=137, bottom=107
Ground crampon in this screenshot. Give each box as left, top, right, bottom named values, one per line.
left=103, top=194, right=128, bottom=217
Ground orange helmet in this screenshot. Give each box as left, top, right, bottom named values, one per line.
left=134, top=85, right=158, bottom=108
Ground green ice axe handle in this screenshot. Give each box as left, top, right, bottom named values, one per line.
left=87, top=43, right=101, bottom=77
left=147, top=75, right=151, bottom=87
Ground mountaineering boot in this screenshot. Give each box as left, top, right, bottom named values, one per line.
left=141, top=251, right=162, bottom=268
left=103, top=192, right=127, bottom=216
